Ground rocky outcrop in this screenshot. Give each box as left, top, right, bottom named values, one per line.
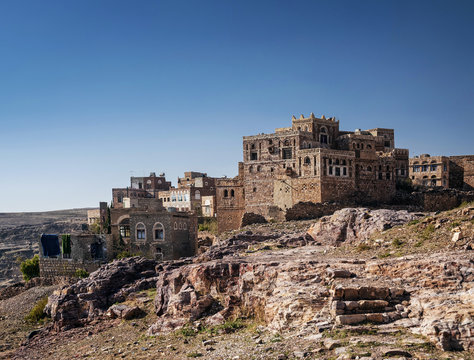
left=45, top=257, right=157, bottom=330
left=241, top=213, right=267, bottom=227
left=307, top=208, right=422, bottom=245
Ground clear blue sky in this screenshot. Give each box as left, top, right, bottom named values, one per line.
left=0, top=0, right=473, bottom=212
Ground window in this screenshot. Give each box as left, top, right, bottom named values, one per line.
left=367, top=166, right=372, bottom=172
left=304, top=157, right=311, bottom=165
left=195, top=190, right=200, bottom=200
left=257, top=165, right=261, bottom=172
left=224, top=189, right=228, bottom=198
left=250, top=152, right=258, bottom=160
left=367, top=144, right=372, bottom=149
left=444, top=164, right=447, bottom=171
left=384, top=141, right=390, bottom=147
left=119, top=218, right=130, bottom=238
left=136, top=223, right=146, bottom=240
left=282, top=148, right=292, bottom=159
left=422, top=165, right=428, bottom=172
left=249, top=165, right=253, bottom=173
left=320, top=134, right=328, bottom=144
left=178, top=195, right=182, bottom=201
left=378, top=172, right=383, bottom=180
left=174, top=222, right=178, bottom=230
left=329, top=166, right=333, bottom=175
left=153, top=223, right=164, bottom=240
left=343, top=167, right=347, bottom=176
left=253, top=187, right=257, bottom=193
left=430, top=165, right=437, bottom=171
left=231, top=189, right=235, bottom=197
left=335, top=167, right=341, bottom=176
left=386, top=173, right=390, bottom=180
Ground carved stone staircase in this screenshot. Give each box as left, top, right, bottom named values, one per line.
left=329, top=284, right=410, bottom=326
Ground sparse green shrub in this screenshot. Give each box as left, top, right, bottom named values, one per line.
left=408, top=219, right=420, bottom=226
left=419, top=224, right=435, bottom=240
left=25, top=296, right=48, bottom=323
left=356, top=243, right=371, bottom=252
left=178, top=325, right=198, bottom=337
left=187, top=352, right=203, bottom=358
left=378, top=251, right=391, bottom=259
left=391, top=238, right=403, bottom=248
left=414, top=240, right=423, bottom=247
left=115, top=251, right=139, bottom=259
left=75, top=269, right=89, bottom=278
left=198, top=218, right=218, bottom=234
left=450, top=221, right=461, bottom=228
left=20, top=255, right=40, bottom=281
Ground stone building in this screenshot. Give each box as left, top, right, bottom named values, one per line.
left=409, top=154, right=450, bottom=187
left=38, top=233, right=110, bottom=279
left=216, top=163, right=246, bottom=233
left=158, top=171, right=217, bottom=215
left=110, top=197, right=197, bottom=261
left=87, top=209, right=100, bottom=225
left=112, top=172, right=171, bottom=208
left=216, top=113, right=409, bottom=232
left=409, top=154, right=474, bottom=190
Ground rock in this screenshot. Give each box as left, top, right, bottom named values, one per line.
left=241, top=212, right=267, bottom=227
left=335, top=314, right=366, bottom=325
left=452, top=232, right=462, bottom=242
left=308, top=208, right=420, bottom=245
left=326, top=268, right=355, bottom=279
left=45, top=257, right=157, bottom=330
left=107, top=304, right=143, bottom=320
left=323, top=338, right=342, bottom=350
left=382, top=349, right=412, bottom=357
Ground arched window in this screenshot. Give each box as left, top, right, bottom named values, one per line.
left=353, top=143, right=356, bottom=149
left=153, top=222, right=164, bottom=240
left=183, top=222, right=187, bottom=230
left=230, top=189, right=235, bottom=197
left=195, top=190, right=200, bottom=200
left=257, top=165, right=261, bottom=172
left=249, top=165, right=253, bottom=173
left=361, top=144, right=364, bottom=150
left=304, top=157, right=311, bottom=165
left=224, top=189, right=228, bottom=197
left=136, top=223, right=146, bottom=241
left=367, top=166, right=372, bottom=172
left=367, top=144, right=372, bottom=149
left=174, top=222, right=178, bottom=230
left=179, top=222, right=183, bottom=230
left=251, top=144, right=255, bottom=149
left=119, top=217, right=130, bottom=238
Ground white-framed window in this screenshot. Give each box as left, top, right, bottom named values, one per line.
left=136, top=223, right=146, bottom=241
left=153, top=222, right=164, bottom=241
left=195, top=190, right=200, bottom=200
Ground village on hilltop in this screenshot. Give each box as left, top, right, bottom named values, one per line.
left=37, top=113, right=474, bottom=279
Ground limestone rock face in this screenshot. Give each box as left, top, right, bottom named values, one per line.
left=44, top=257, right=157, bottom=330
left=307, top=208, right=421, bottom=245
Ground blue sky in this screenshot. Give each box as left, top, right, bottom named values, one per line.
left=0, top=0, right=473, bottom=212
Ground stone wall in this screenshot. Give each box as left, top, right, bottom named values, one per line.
left=39, top=258, right=100, bottom=279
left=449, top=155, right=474, bottom=191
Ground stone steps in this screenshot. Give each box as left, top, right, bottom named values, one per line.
left=329, top=284, right=409, bottom=326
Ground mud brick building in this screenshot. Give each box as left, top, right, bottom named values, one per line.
left=110, top=197, right=197, bottom=261
left=216, top=113, right=409, bottom=232
left=409, top=154, right=474, bottom=190
left=112, top=172, right=171, bottom=208
left=159, top=172, right=217, bottom=215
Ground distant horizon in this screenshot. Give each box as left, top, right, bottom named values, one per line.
left=1, top=0, right=473, bottom=212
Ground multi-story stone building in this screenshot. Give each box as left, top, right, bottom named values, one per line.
left=112, top=172, right=171, bottom=208
left=409, top=154, right=474, bottom=190
left=158, top=172, right=217, bottom=215
left=216, top=113, right=409, bottom=232
left=409, top=154, right=450, bottom=187
left=110, top=197, right=197, bottom=261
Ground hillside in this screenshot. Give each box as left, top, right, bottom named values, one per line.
left=1, top=203, right=473, bottom=360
